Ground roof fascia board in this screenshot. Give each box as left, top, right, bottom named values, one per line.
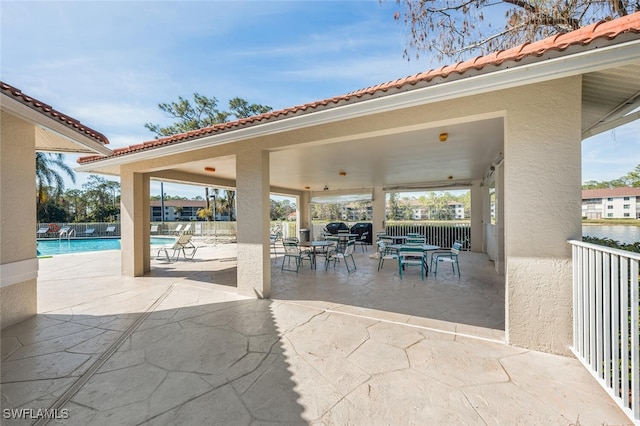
left=2, top=95, right=112, bottom=156
left=78, top=39, right=640, bottom=172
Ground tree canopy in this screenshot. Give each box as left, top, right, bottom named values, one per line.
left=145, top=93, right=272, bottom=138
left=583, top=164, right=640, bottom=189
left=390, top=0, right=638, bottom=61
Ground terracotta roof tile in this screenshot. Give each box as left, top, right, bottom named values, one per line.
left=1, top=81, right=109, bottom=146
left=78, top=12, right=640, bottom=165
left=583, top=187, right=640, bottom=198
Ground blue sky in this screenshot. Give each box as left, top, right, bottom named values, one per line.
left=2, top=1, right=639, bottom=199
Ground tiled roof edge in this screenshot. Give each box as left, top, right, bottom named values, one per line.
left=78, top=12, right=640, bottom=165
left=1, top=81, right=110, bottom=146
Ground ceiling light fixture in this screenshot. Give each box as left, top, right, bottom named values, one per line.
left=439, top=133, right=448, bottom=142
left=304, top=186, right=310, bottom=190
left=339, top=171, right=347, bottom=176
left=448, top=175, right=453, bottom=180
left=204, top=167, right=216, bottom=173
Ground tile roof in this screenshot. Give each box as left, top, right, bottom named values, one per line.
left=78, top=12, right=640, bottom=165
left=1, top=81, right=109, bottom=146
left=582, top=187, right=640, bottom=198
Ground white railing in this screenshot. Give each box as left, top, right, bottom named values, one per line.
left=569, top=240, right=639, bottom=424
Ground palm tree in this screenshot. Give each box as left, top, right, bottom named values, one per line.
left=36, top=152, right=75, bottom=217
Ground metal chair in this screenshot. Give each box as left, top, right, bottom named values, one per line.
left=376, top=240, right=397, bottom=271
left=355, top=231, right=369, bottom=252
left=281, top=241, right=313, bottom=272
left=398, top=245, right=426, bottom=280
left=430, top=242, right=462, bottom=277
left=325, top=240, right=357, bottom=273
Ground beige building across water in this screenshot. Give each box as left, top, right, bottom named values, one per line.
left=582, top=187, right=640, bottom=219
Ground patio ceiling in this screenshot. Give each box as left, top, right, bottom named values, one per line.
left=161, top=117, right=504, bottom=195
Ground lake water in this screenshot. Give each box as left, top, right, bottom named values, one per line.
left=582, top=225, right=640, bottom=244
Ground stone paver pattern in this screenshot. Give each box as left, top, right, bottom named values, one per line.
left=0, top=241, right=632, bottom=425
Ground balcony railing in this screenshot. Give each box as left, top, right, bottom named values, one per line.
left=569, top=240, right=639, bottom=423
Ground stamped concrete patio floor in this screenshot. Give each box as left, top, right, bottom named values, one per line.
left=1, top=242, right=632, bottom=425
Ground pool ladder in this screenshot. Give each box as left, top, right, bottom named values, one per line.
left=59, top=228, right=75, bottom=240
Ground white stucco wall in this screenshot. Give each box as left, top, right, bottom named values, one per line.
left=503, top=77, right=582, bottom=355
left=236, top=144, right=271, bottom=298
left=120, top=169, right=150, bottom=276
left=0, top=112, right=38, bottom=328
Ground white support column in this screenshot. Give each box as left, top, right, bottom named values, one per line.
left=236, top=145, right=271, bottom=298
left=494, top=163, right=505, bottom=274
left=504, top=77, right=582, bottom=355
left=470, top=180, right=485, bottom=253
left=372, top=186, right=386, bottom=235
left=0, top=112, right=37, bottom=329
left=298, top=191, right=311, bottom=240
left=120, top=168, right=150, bottom=277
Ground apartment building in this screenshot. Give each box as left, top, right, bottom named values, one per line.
left=582, top=187, right=640, bottom=219
left=150, top=200, right=207, bottom=222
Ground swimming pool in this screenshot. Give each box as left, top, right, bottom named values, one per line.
left=37, top=237, right=175, bottom=256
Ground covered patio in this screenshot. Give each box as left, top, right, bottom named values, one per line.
left=76, top=14, right=640, bottom=358
left=1, top=244, right=629, bottom=424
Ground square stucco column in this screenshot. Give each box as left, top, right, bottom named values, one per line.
left=298, top=191, right=311, bottom=240
left=470, top=180, right=485, bottom=253
left=372, top=186, right=386, bottom=235
left=120, top=169, right=150, bottom=277
left=504, top=77, right=582, bottom=355
left=236, top=146, right=271, bottom=298
left=0, top=112, right=37, bottom=329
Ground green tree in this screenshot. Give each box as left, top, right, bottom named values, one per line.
left=582, top=163, right=640, bottom=189
left=391, top=0, right=637, bottom=61
left=624, top=164, right=640, bottom=187
left=63, top=189, right=88, bottom=222
left=196, top=207, right=213, bottom=221
left=36, top=152, right=75, bottom=220
left=145, top=93, right=272, bottom=138
left=82, top=175, right=120, bottom=222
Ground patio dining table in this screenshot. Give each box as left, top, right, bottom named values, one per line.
left=326, top=233, right=359, bottom=250
left=299, top=240, right=335, bottom=269
left=389, top=243, right=440, bottom=274
left=388, top=243, right=440, bottom=253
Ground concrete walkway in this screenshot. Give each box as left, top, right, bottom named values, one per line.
left=0, top=242, right=632, bottom=425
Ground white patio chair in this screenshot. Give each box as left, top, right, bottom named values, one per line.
left=430, top=242, right=462, bottom=277
left=376, top=240, right=397, bottom=271
left=325, top=240, right=357, bottom=273
left=156, top=233, right=197, bottom=262
left=355, top=231, right=369, bottom=252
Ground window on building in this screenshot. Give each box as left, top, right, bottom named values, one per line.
left=624, top=204, right=630, bottom=209
left=607, top=205, right=613, bottom=209
left=607, top=197, right=614, bottom=201
left=607, top=213, right=613, bottom=217
left=623, top=197, right=630, bottom=200
left=624, top=213, right=630, bottom=217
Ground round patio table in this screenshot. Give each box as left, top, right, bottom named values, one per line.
left=299, top=240, right=335, bottom=269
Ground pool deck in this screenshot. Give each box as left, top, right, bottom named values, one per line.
left=0, top=240, right=633, bottom=425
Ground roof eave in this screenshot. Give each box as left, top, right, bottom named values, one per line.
left=77, top=37, right=640, bottom=173
left=1, top=93, right=112, bottom=156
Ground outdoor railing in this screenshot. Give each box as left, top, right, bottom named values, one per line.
left=36, top=222, right=119, bottom=238
left=385, top=221, right=470, bottom=250
left=569, top=240, right=639, bottom=423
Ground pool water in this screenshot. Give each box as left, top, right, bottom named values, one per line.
left=37, top=237, right=175, bottom=256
